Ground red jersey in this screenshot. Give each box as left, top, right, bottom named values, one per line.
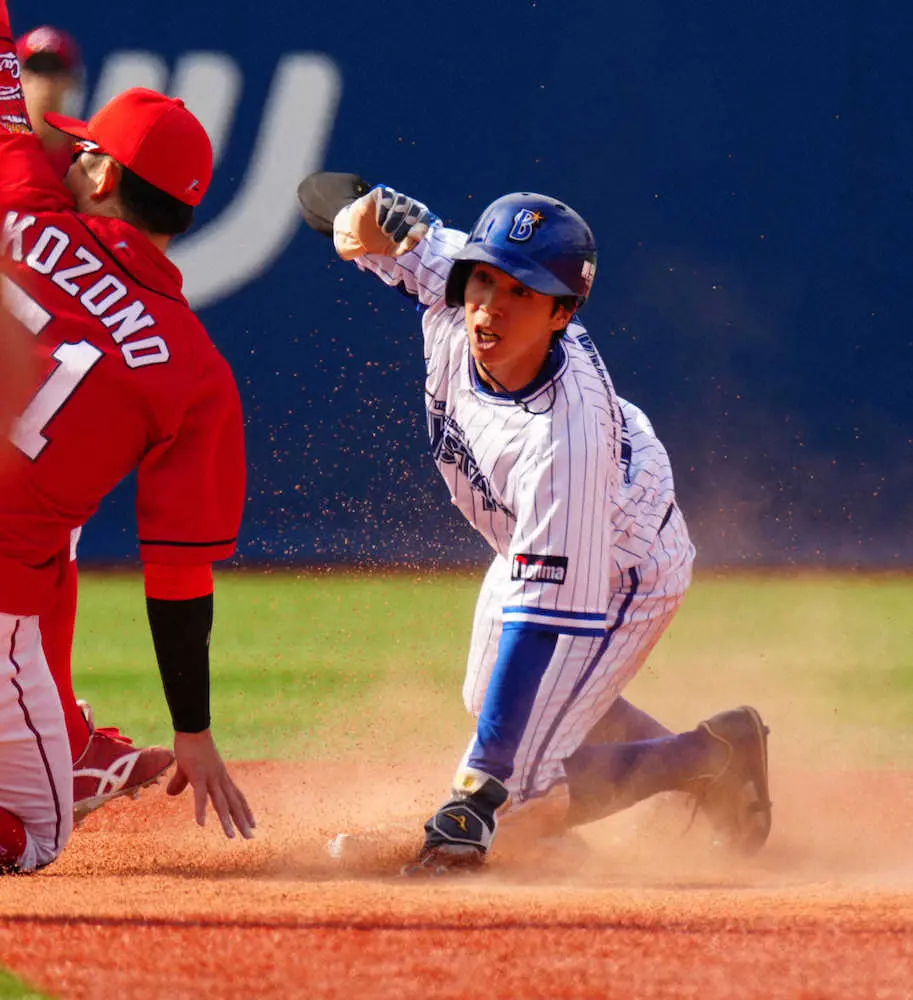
left=0, top=9, right=246, bottom=615
left=41, top=137, right=74, bottom=180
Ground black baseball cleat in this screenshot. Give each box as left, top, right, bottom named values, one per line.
left=695, top=705, right=772, bottom=855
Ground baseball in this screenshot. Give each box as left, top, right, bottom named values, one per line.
left=326, top=832, right=350, bottom=860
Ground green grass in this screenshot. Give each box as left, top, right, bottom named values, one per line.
left=74, top=568, right=480, bottom=758
left=71, top=568, right=913, bottom=766
left=0, top=969, right=52, bottom=1000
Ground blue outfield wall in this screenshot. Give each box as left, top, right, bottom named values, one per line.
left=22, top=0, right=913, bottom=567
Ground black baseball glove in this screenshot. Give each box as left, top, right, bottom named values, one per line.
left=296, top=171, right=372, bottom=236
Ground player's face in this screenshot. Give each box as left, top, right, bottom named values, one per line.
left=21, top=69, right=77, bottom=144
left=463, top=263, right=573, bottom=393
left=64, top=148, right=112, bottom=214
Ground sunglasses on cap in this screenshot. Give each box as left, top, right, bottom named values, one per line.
left=70, top=139, right=105, bottom=164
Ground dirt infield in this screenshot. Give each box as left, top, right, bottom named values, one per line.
left=2, top=761, right=913, bottom=999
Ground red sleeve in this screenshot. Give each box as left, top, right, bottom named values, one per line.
left=144, top=563, right=214, bottom=600
left=136, top=352, right=246, bottom=565
left=0, top=0, right=28, bottom=133
left=0, top=1, right=74, bottom=210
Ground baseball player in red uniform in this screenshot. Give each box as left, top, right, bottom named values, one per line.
left=16, top=21, right=162, bottom=817
left=0, top=0, right=255, bottom=872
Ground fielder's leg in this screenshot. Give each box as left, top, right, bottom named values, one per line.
left=39, top=544, right=91, bottom=762
left=0, top=614, right=73, bottom=872
left=39, top=530, right=174, bottom=823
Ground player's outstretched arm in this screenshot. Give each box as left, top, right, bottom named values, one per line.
left=168, top=730, right=255, bottom=839
left=300, top=171, right=462, bottom=307
left=145, top=565, right=256, bottom=840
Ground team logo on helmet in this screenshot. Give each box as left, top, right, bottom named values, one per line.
left=508, top=208, right=544, bottom=243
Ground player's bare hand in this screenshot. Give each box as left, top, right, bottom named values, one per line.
left=169, top=729, right=256, bottom=840
left=334, top=185, right=437, bottom=260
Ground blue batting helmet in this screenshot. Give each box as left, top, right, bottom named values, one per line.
left=444, top=192, right=597, bottom=308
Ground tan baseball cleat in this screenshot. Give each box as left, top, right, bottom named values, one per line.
left=694, top=705, right=772, bottom=854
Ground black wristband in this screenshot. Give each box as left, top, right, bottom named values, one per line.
left=146, top=594, right=213, bottom=733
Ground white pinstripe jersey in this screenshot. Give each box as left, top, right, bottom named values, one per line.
left=356, top=225, right=683, bottom=636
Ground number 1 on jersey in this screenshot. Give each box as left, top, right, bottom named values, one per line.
left=3, top=274, right=104, bottom=460
left=11, top=342, right=103, bottom=459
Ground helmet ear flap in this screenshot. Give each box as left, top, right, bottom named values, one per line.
left=444, top=260, right=475, bottom=308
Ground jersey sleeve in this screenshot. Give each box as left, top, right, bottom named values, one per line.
left=0, top=1, right=74, bottom=211
left=0, top=1, right=26, bottom=132
left=353, top=224, right=468, bottom=307
left=137, top=354, right=246, bottom=565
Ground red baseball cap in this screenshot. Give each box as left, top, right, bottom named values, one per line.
left=45, top=87, right=213, bottom=207
left=16, top=25, right=81, bottom=74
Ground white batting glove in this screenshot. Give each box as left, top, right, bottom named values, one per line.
left=334, top=185, right=437, bottom=260
left=375, top=186, right=438, bottom=254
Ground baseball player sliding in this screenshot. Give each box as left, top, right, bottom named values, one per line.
left=0, top=0, right=254, bottom=873
left=299, top=174, right=772, bottom=873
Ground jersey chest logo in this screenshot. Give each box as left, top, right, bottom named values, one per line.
left=428, top=401, right=511, bottom=516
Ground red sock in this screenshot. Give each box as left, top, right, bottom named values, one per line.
left=40, top=558, right=91, bottom=763
left=0, top=807, right=27, bottom=869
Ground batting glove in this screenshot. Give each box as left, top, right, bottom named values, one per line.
left=375, top=185, right=438, bottom=254
left=402, top=768, right=509, bottom=876
left=333, top=185, right=437, bottom=260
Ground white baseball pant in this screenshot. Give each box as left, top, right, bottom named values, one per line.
left=0, top=613, right=73, bottom=871
left=461, top=516, right=694, bottom=809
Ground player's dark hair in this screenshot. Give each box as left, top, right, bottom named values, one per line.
left=23, top=52, right=70, bottom=76
left=550, top=294, right=578, bottom=342
left=118, top=166, right=195, bottom=236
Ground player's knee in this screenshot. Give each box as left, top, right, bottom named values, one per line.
left=0, top=806, right=69, bottom=873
